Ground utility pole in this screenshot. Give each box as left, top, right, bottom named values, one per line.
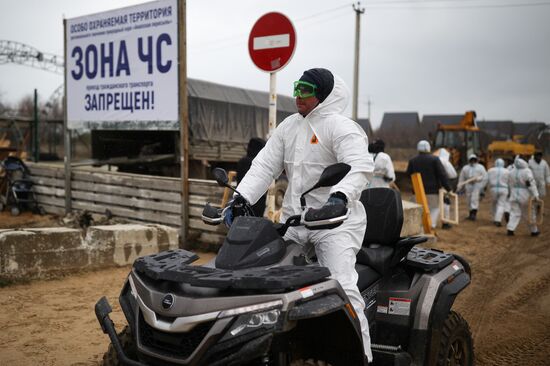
left=33, top=88, right=39, bottom=162
left=367, top=97, right=372, bottom=124
left=352, top=2, right=365, bottom=122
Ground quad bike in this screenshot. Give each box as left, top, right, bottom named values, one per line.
left=95, top=163, right=473, bottom=366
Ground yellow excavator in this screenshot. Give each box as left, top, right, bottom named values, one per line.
left=432, top=111, right=486, bottom=167
left=486, top=137, right=536, bottom=164
left=432, top=111, right=537, bottom=168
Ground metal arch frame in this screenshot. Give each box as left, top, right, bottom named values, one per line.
left=1, top=40, right=65, bottom=117
left=0, top=40, right=64, bottom=75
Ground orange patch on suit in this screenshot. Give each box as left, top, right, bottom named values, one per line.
left=310, top=134, right=318, bottom=144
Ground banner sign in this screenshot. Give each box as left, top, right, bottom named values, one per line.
left=66, top=0, right=178, bottom=129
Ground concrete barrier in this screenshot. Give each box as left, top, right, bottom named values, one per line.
left=401, top=200, right=424, bottom=237
left=1, top=201, right=423, bottom=280
left=0, top=224, right=179, bottom=280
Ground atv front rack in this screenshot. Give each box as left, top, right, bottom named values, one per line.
left=133, top=249, right=331, bottom=291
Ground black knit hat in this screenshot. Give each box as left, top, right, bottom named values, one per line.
left=368, top=139, right=385, bottom=154
left=299, top=68, right=334, bottom=103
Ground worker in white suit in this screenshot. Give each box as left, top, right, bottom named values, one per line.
left=458, top=154, right=488, bottom=221
left=507, top=157, right=540, bottom=236
left=487, top=158, right=509, bottom=226
left=528, top=151, right=550, bottom=198
left=228, top=68, right=374, bottom=362
left=528, top=151, right=548, bottom=234
left=368, top=139, right=395, bottom=188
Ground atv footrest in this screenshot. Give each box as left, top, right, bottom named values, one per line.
left=372, top=344, right=411, bottom=366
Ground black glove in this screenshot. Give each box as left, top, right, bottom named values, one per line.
left=223, top=196, right=248, bottom=227
left=304, top=192, right=347, bottom=223
left=327, top=191, right=348, bottom=206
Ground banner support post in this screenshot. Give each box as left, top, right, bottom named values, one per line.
left=178, top=0, right=190, bottom=246
left=63, top=18, right=72, bottom=214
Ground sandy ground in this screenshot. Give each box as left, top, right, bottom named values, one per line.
left=0, top=211, right=61, bottom=229
left=0, top=195, right=549, bottom=365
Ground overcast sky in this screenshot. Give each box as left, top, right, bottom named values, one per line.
left=1, top=0, right=549, bottom=129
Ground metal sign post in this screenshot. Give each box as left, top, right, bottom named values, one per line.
left=248, top=12, right=296, bottom=219
left=266, top=71, right=277, bottom=218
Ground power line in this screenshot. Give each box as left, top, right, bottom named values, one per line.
left=365, top=0, right=550, bottom=9
left=192, top=5, right=351, bottom=51
left=367, top=0, right=538, bottom=4
left=294, top=4, right=350, bottom=22
left=192, top=0, right=549, bottom=52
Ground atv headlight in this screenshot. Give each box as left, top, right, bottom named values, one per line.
left=218, top=300, right=282, bottom=318
left=226, top=309, right=281, bottom=338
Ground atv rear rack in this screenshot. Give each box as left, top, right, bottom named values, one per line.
left=406, top=247, right=454, bottom=271
left=133, top=249, right=331, bottom=291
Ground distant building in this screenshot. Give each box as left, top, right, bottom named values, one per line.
left=356, top=118, right=373, bottom=138
left=512, top=122, right=547, bottom=144
left=376, top=112, right=420, bottom=148
left=477, top=120, right=514, bottom=141
left=420, top=114, right=464, bottom=140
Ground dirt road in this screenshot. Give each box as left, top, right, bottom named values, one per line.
left=436, top=194, right=550, bottom=366
left=0, top=195, right=549, bottom=365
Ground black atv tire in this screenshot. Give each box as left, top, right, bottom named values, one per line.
left=436, top=311, right=474, bottom=366
left=290, top=359, right=332, bottom=366
left=102, top=326, right=138, bottom=366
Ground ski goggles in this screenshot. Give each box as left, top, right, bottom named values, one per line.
left=293, top=80, right=317, bottom=98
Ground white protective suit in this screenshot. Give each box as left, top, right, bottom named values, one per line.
left=236, top=75, right=374, bottom=361
left=438, top=149, right=457, bottom=222
left=528, top=157, right=550, bottom=198
left=487, top=159, right=509, bottom=223
left=458, top=158, right=488, bottom=211
left=503, top=162, right=515, bottom=216
left=507, top=158, right=539, bottom=233
left=369, top=152, right=395, bottom=188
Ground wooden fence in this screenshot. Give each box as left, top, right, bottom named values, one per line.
left=27, top=162, right=227, bottom=245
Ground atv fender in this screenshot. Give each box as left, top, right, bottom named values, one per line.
left=426, top=271, right=471, bottom=366
left=286, top=294, right=366, bottom=366
left=407, top=265, right=471, bottom=365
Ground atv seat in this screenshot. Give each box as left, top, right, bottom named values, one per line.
left=356, top=188, right=427, bottom=278
left=356, top=263, right=381, bottom=290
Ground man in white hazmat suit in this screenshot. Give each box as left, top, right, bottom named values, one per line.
left=437, top=148, right=457, bottom=229
left=487, top=158, right=509, bottom=226
left=503, top=158, right=515, bottom=223
left=368, top=139, right=395, bottom=188
left=229, top=68, right=374, bottom=362
left=507, top=157, right=540, bottom=236
left=458, top=154, right=488, bottom=221
left=528, top=151, right=550, bottom=199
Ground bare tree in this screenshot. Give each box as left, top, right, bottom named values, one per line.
left=0, top=89, right=12, bottom=115
left=16, top=94, right=35, bottom=118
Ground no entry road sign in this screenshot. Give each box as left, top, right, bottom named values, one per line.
left=248, top=12, right=296, bottom=73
